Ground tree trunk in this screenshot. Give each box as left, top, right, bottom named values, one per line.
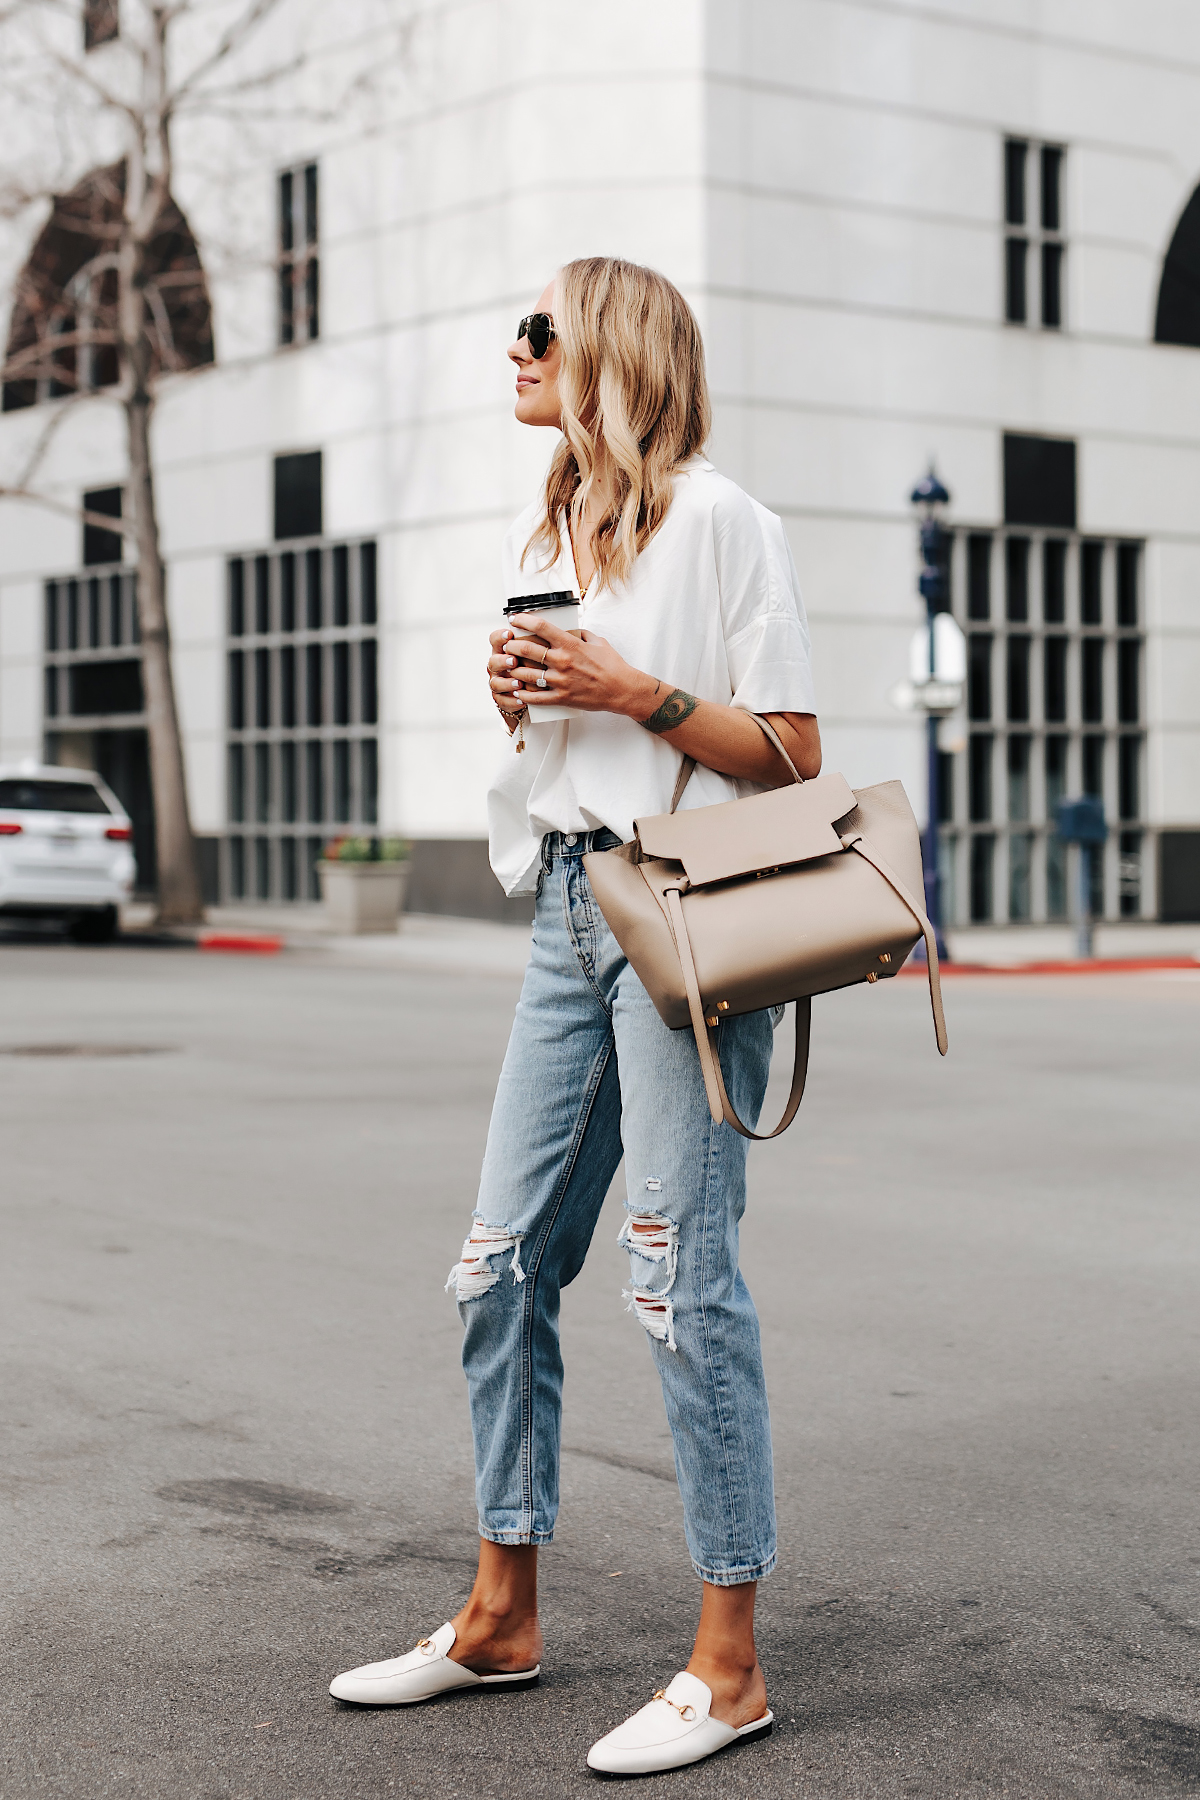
left=125, top=384, right=203, bottom=923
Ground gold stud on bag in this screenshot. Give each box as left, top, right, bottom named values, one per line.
left=583, top=715, right=948, bottom=1141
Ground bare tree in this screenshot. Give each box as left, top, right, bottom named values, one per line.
left=0, top=0, right=408, bottom=922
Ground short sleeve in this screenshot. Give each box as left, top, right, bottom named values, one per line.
left=714, top=494, right=816, bottom=716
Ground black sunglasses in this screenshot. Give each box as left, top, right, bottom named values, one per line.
left=516, top=312, right=557, bottom=359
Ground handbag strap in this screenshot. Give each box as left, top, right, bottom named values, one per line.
left=841, top=833, right=949, bottom=1056
left=665, top=883, right=812, bottom=1140
left=668, top=713, right=804, bottom=816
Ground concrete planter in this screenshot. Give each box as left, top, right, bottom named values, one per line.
left=317, top=860, right=409, bottom=934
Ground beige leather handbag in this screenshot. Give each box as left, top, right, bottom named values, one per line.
left=583, top=716, right=948, bottom=1140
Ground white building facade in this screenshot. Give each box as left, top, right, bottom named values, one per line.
left=2, top=0, right=1199, bottom=935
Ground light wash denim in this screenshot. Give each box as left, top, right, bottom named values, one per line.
left=447, top=829, right=777, bottom=1585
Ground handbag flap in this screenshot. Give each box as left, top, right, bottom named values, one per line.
left=635, top=771, right=858, bottom=888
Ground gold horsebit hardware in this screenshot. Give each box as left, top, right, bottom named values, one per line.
left=652, top=1689, right=697, bottom=1721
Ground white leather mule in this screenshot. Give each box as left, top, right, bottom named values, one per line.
left=329, top=1621, right=540, bottom=1706
left=586, top=1670, right=773, bottom=1775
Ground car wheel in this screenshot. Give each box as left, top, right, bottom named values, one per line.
left=69, top=906, right=119, bottom=945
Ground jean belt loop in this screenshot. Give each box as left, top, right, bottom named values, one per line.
left=541, top=833, right=554, bottom=873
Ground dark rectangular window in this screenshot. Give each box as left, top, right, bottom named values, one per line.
left=1042, top=539, right=1066, bottom=622
left=109, top=573, right=123, bottom=646
left=281, top=741, right=298, bottom=823
left=307, top=837, right=323, bottom=901
left=1006, top=634, right=1030, bottom=721
left=1117, top=639, right=1139, bottom=724
left=229, top=744, right=245, bottom=823
left=67, top=579, right=79, bottom=650
left=45, top=665, right=59, bottom=717
left=1040, top=146, right=1063, bottom=232
left=229, top=650, right=245, bottom=730
left=937, top=750, right=954, bottom=824
left=1082, top=734, right=1104, bottom=798
left=1043, top=636, right=1068, bottom=722
left=230, top=837, right=246, bottom=899
left=360, top=638, right=377, bottom=724
left=1081, top=638, right=1104, bottom=722
left=281, top=836, right=298, bottom=901
left=1003, top=434, right=1076, bottom=529
left=88, top=577, right=101, bottom=649
left=256, top=836, right=271, bottom=899
left=1007, top=734, right=1031, bottom=820
left=333, top=544, right=349, bottom=626
left=968, top=633, right=992, bottom=721
left=969, top=735, right=993, bottom=822
left=82, top=487, right=122, bottom=566
left=278, top=162, right=319, bottom=347
left=967, top=535, right=991, bottom=620
left=1160, top=834, right=1200, bottom=923
left=229, top=560, right=245, bottom=637
left=279, top=552, right=295, bottom=632
left=255, top=742, right=271, bottom=823
left=1116, top=543, right=1139, bottom=626
left=46, top=581, right=59, bottom=651
left=1005, top=536, right=1029, bottom=621
left=360, top=542, right=377, bottom=624
left=333, top=641, right=350, bottom=726
left=306, top=546, right=323, bottom=628
left=1005, top=138, right=1027, bottom=226
left=84, top=0, right=119, bottom=50
left=254, top=647, right=271, bottom=728
left=254, top=555, right=270, bottom=634
left=1005, top=237, right=1027, bottom=323
left=1081, top=540, right=1103, bottom=624
left=1118, top=737, right=1140, bottom=820
left=1009, top=831, right=1033, bottom=920
left=1045, top=734, right=1069, bottom=814
left=69, top=658, right=143, bottom=716
left=1041, top=241, right=1063, bottom=328
left=305, top=741, right=323, bottom=822
left=1119, top=829, right=1141, bottom=918
left=361, top=740, right=378, bottom=824
left=333, top=740, right=351, bottom=822
left=305, top=642, right=323, bottom=724
left=280, top=644, right=296, bottom=729
left=274, top=451, right=322, bottom=541
left=970, top=834, right=994, bottom=922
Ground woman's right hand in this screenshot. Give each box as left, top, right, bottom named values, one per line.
left=488, top=626, right=527, bottom=718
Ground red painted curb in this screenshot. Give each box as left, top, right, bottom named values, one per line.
left=198, top=932, right=284, bottom=956
left=899, top=956, right=1199, bottom=977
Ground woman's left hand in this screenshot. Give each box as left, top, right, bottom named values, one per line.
left=504, top=613, right=657, bottom=718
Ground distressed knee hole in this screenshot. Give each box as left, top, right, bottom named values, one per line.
left=626, top=1289, right=677, bottom=1351
left=618, top=1203, right=679, bottom=1351
left=445, top=1221, right=526, bottom=1301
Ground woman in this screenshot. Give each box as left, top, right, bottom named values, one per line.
left=330, top=257, right=820, bottom=1776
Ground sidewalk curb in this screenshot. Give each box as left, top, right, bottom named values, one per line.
left=901, top=956, right=1200, bottom=977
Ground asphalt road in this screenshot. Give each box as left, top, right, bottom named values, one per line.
left=2, top=939, right=1199, bottom=1799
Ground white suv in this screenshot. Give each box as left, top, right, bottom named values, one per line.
left=0, top=764, right=137, bottom=942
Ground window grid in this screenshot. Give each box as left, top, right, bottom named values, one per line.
left=939, top=533, right=1144, bottom=927
left=43, top=567, right=143, bottom=727
left=278, top=163, right=319, bottom=347
left=225, top=539, right=379, bottom=903
left=1004, top=137, right=1066, bottom=330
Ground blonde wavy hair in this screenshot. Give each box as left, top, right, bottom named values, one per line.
left=522, top=257, right=711, bottom=590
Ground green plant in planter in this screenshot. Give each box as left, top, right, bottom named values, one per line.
left=323, top=836, right=410, bottom=863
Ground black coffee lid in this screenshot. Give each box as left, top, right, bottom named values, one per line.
left=503, top=591, right=578, bottom=615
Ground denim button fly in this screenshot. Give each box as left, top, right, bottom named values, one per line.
left=564, top=833, right=578, bottom=846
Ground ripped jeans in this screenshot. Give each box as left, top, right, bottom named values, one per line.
left=447, top=829, right=777, bottom=1585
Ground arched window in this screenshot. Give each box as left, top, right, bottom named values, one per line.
left=2, top=162, right=213, bottom=411
left=1155, top=184, right=1200, bottom=348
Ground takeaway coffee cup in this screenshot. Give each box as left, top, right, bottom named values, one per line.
left=503, top=591, right=583, bottom=723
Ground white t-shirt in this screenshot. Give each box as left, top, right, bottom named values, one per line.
left=487, top=457, right=817, bottom=897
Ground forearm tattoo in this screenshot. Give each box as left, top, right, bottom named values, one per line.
left=639, top=688, right=700, bottom=734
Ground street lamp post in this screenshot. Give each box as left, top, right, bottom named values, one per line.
left=910, top=468, right=952, bottom=962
